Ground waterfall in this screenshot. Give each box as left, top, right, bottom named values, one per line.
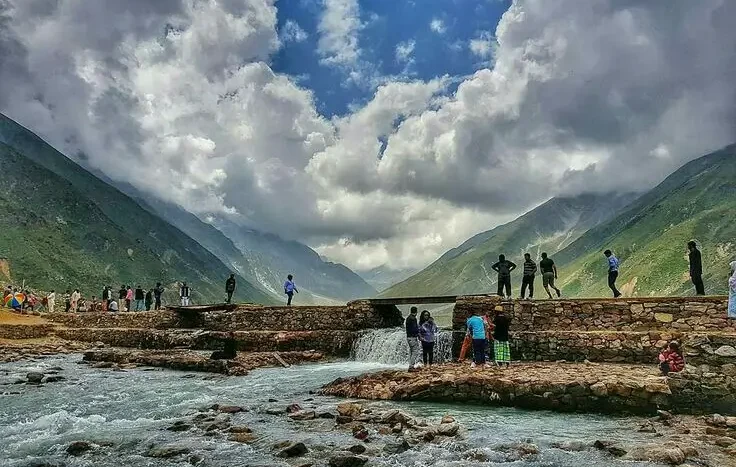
left=351, top=328, right=453, bottom=364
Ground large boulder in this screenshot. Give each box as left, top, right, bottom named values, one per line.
left=276, top=442, right=309, bottom=458
left=625, top=444, right=686, bottom=465
left=328, top=453, right=368, bottom=467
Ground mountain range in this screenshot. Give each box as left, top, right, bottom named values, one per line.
left=0, top=113, right=374, bottom=305
left=383, top=145, right=736, bottom=298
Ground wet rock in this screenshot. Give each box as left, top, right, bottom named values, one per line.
left=638, top=421, right=657, bottom=433
left=347, top=444, right=367, bottom=454
left=658, top=410, right=674, bottom=421
left=289, top=410, right=316, bottom=421
left=625, top=444, right=686, bottom=465
left=166, top=421, right=192, bottom=432
left=436, top=422, right=459, bottom=437
left=268, top=398, right=278, bottom=402
left=353, top=428, right=369, bottom=440
left=328, top=453, right=368, bottom=467
left=705, top=414, right=727, bottom=428
left=337, top=402, right=362, bottom=418
left=276, top=442, right=309, bottom=458
left=383, top=438, right=410, bottom=455
left=228, top=425, right=252, bottom=433
left=514, top=443, right=539, bottom=457
left=714, top=436, right=736, bottom=447
left=440, top=415, right=455, bottom=424
left=146, top=445, right=191, bottom=458
left=265, top=406, right=286, bottom=415
left=43, top=375, right=65, bottom=383
left=229, top=432, right=256, bottom=443
left=317, top=411, right=336, bottom=419
left=286, top=403, right=302, bottom=414
left=336, top=415, right=353, bottom=424
left=66, top=441, right=93, bottom=456
left=26, top=372, right=44, bottom=384
left=551, top=440, right=589, bottom=452
left=188, top=454, right=204, bottom=465
left=594, top=440, right=627, bottom=457
left=705, top=426, right=727, bottom=436
left=218, top=405, right=245, bottom=414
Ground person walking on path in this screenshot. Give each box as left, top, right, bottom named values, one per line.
left=604, top=250, right=622, bottom=298
left=179, top=282, right=190, bottom=306
left=284, top=274, right=298, bottom=306
left=728, top=261, right=736, bottom=319
left=145, top=288, right=153, bottom=311
left=492, top=254, right=517, bottom=298
left=125, top=286, right=133, bottom=311
left=419, top=310, right=438, bottom=367
left=520, top=253, right=537, bottom=299
left=493, top=309, right=512, bottom=367
left=405, top=307, right=420, bottom=371
left=225, top=274, right=236, bottom=304
left=539, top=252, right=562, bottom=298
left=46, top=290, right=55, bottom=314
left=466, top=309, right=488, bottom=368
left=154, top=283, right=164, bottom=310
left=70, top=289, right=81, bottom=312
left=688, top=241, right=705, bottom=295
left=134, top=286, right=145, bottom=311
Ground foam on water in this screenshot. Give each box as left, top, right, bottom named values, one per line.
left=352, top=327, right=453, bottom=364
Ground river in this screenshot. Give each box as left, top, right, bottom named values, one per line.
left=0, top=331, right=661, bottom=466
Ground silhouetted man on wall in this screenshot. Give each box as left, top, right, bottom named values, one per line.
left=688, top=241, right=705, bottom=295
left=520, top=253, right=536, bottom=299
left=604, top=249, right=622, bottom=298
left=225, top=274, right=236, bottom=303
left=492, top=254, right=517, bottom=298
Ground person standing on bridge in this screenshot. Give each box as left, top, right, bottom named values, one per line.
left=284, top=274, right=298, bottom=306
left=688, top=241, right=705, bottom=295
left=225, top=274, right=236, bottom=304
left=539, top=252, right=562, bottom=299
left=179, top=282, right=190, bottom=306
left=405, top=307, right=420, bottom=371
left=604, top=250, right=622, bottom=298
left=520, top=253, right=537, bottom=299
left=491, top=254, right=517, bottom=299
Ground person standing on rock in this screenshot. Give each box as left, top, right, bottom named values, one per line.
left=520, top=253, right=537, bottom=299
left=118, top=285, right=126, bottom=312
left=46, top=290, right=55, bottom=314
left=284, top=274, right=298, bottom=306
left=688, top=241, right=705, bottom=295
left=225, top=274, right=236, bottom=304
left=539, top=252, right=561, bottom=299
left=466, top=309, right=488, bottom=369
left=179, top=282, right=190, bottom=306
left=101, top=286, right=110, bottom=311
left=419, top=310, right=438, bottom=367
left=405, top=307, right=420, bottom=371
left=604, top=250, right=622, bottom=298
left=491, top=254, right=517, bottom=299
left=64, top=290, right=71, bottom=313
left=70, top=289, right=81, bottom=312
left=125, top=286, right=133, bottom=311
left=134, top=285, right=145, bottom=311
left=154, top=282, right=164, bottom=310
left=728, top=261, right=736, bottom=319
left=493, top=309, right=511, bottom=367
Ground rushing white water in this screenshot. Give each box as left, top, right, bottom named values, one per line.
left=0, top=355, right=661, bottom=467
left=351, top=328, right=453, bottom=364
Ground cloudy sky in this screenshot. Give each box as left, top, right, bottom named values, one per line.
left=1, top=0, right=735, bottom=272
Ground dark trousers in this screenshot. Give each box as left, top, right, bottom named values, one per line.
left=154, top=297, right=161, bottom=310
left=472, top=338, right=487, bottom=364
left=286, top=291, right=294, bottom=306
left=520, top=275, right=534, bottom=298
left=608, top=271, right=621, bottom=297
left=125, top=299, right=131, bottom=311
left=691, top=275, right=705, bottom=295
left=421, top=341, right=435, bottom=365
left=497, top=275, right=511, bottom=297
left=659, top=361, right=671, bottom=375
left=226, top=291, right=234, bottom=303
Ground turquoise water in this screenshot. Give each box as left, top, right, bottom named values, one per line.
left=0, top=355, right=659, bottom=466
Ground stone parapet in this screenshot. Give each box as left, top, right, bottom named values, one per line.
left=453, top=296, right=733, bottom=332
left=0, top=323, right=56, bottom=340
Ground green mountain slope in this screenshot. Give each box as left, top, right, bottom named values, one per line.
left=555, top=144, right=736, bottom=297
left=382, top=193, right=638, bottom=297
left=0, top=114, right=273, bottom=305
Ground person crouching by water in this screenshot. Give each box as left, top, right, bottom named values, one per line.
left=419, top=310, right=438, bottom=367
left=284, top=274, right=298, bottom=306
left=493, top=308, right=511, bottom=367
left=466, top=309, right=488, bottom=369
left=405, top=307, right=420, bottom=371
left=658, top=341, right=685, bottom=375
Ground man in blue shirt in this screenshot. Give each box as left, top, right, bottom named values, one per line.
left=284, top=274, right=298, bottom=306
left=604, top=250, right=622, bottom=298
left=466, top=310, right=488, bottom=368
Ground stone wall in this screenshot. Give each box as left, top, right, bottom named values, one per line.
left=46, top=300, right=402, bottom=332
left=0, top=324, right=56, bottom=340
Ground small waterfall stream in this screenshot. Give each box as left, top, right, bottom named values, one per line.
left=351, top=328, right=453, bottom=364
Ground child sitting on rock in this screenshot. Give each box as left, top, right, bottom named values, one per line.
left=658, top=341, right=685, bottom=375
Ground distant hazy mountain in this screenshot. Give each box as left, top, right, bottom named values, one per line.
left=381, top=192, right=638, bottom=297
left=359, top=266, right=418, bottom=292
left=0, top=113, right=273, bottom=305
left=554, top=144, right=736, bottom=297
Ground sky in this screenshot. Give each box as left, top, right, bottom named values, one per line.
left=0, top=0, right=735, bottom=273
